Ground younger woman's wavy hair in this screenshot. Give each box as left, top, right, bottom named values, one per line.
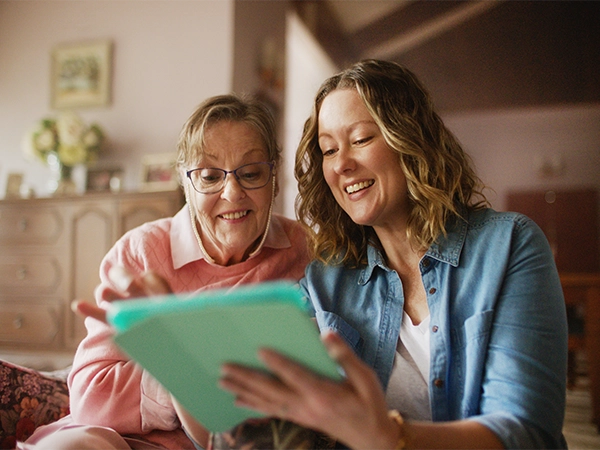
left=176, top=94, right=281, bottom=193
left=295, top=60, right=489, bottom=267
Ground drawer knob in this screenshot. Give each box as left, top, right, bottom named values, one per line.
left=17, top=267, right=27, bottom=280
left=13, top=314, right=23, bottom=329
left=18, top=218, right=28, bottom=232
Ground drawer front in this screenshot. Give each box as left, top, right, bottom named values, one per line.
left=0, top=207, right=63, bottom=245
left=0, top=256, right=62, bottom=294
left=0, top=300, right=62, bottom=347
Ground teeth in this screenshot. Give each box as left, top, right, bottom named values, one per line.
left=346, top=180, right=374, bottom=194
left=221, top=211, right=248, bottom=220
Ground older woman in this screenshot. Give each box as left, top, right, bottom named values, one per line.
left=219, top=60, right=568, bottom=449
left=21, top=95, right=309, bottom=450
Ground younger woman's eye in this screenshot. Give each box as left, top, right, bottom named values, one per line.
left=354, top=136, right=372, bottom=145
left=322, top=148, right=336, bottom=157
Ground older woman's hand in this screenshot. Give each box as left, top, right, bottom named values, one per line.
left=71, top=266, right=172, bottom=325
left=219, top=331, right=400, bottom=450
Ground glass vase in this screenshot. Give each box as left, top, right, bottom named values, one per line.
left=48, top=153, right=77, bottom=196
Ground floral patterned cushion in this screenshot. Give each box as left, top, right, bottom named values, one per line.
left=0, top=360, right=70, bottom=449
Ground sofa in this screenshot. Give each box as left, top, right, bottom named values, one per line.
left=0, top=360, right=70, bottom=449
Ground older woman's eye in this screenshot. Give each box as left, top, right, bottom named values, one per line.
left=321, top=148, right=337, bottom=157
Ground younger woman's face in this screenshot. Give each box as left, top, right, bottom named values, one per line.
left=318, top=89, right=410, bottom=232
left=185, top=120, right=273, bottom=266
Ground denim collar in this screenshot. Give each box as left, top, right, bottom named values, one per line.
left=359, top=214, right=468, bottom=285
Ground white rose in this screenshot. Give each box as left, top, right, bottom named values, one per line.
left=35, top=129, right=56, bottom=151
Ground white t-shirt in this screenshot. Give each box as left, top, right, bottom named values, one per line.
left=385, top=311, right=432, bottom=420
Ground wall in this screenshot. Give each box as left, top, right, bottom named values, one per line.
left=283, top=12, right=337, bottom=219
left=0, top=0, right=234, bottom=197
left=443, top=103, right=600, bottom=211
left=232, top=0, right=288, bottom=214
left=391, top=1, right=600, bottom=211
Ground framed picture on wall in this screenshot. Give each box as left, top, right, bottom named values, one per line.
left=51, top=40, right=113, bottom=109
left=140, top=153, right=179, bottom=192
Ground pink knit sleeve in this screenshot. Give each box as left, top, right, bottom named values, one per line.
left=68, top=224, right=179, bottom=434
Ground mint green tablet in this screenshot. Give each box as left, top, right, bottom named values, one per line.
left=107, top=281, right=342, bottom=432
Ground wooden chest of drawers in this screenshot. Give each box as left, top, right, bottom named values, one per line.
left=0, top=190, right=183, bottom=354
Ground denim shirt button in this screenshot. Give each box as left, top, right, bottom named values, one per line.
left=434, top=378, right=444, bottom=388
left=432, top=325, right=439, bottom=333
left=429, top=287, right=437, bottom=294
left=422, top=259, right=430, bottom=268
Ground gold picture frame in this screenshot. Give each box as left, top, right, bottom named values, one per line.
left=51, top=40, right=113, bottom=109
left=140, top=153, right=179, bottom=192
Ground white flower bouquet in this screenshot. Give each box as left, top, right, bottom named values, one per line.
left=22, top=111, right=104, bottom=168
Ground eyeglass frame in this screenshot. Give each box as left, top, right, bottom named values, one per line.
left=186, top=161, right=275, bottom=194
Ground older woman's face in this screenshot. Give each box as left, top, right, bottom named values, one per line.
left=318, top=89, right=409, bottom=232
left=186, top=120, right=273, bottom=266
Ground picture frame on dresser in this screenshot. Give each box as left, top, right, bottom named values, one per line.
left=4, top=172, right=23, bottom=199
left=51, top=40, right=112, bottom=109
left=86, top=167, right=123, bottom=193
left=140, top=153, right=179, bottom=192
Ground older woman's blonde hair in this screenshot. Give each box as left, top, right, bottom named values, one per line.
left=176, top=94, right=281, bottom=193
left=295, top=60, right=489, bottom=267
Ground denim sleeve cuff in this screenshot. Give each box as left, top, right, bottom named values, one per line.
left=470, top=412, right=562, bottom=449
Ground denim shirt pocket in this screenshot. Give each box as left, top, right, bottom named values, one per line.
left=314, top=310, right=362, bottom=353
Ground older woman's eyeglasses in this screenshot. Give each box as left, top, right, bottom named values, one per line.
left=186, top=161, right=274, bottom=194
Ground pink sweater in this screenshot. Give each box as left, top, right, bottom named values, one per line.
left=67, top=205, right=309, bottom=448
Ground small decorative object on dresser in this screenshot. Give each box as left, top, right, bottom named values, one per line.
left=51, top=40, right=112, bottom=109
left=140, top=153, right=179, bottom=192
left=4, top=173, right=23, bottom=199
left=21, top=111, right=104, bottom=196
left=86, top=167, right=123, bottom=193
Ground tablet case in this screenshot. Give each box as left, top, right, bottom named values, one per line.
left=107, top=281, right=342, bottom=432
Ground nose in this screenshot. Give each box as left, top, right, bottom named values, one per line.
left=220, top=173, right=246, bottom=202
left=333, top=146, right=356, bottom=174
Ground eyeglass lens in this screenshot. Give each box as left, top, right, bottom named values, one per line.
left=188, top=162, right=272, bottom=193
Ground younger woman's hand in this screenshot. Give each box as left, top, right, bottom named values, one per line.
left=219, top=331, right=400, bottom=450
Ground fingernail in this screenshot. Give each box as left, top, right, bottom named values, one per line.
left=108, top=266, right=134, bottom=292
left=70, top=300, right=80, bottom=313
left=322, top=330, right=343, bottom=360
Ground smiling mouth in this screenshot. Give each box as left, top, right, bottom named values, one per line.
left=346, top=180, right=374, bottom=194
left=221, top=210, right=249, bottom=220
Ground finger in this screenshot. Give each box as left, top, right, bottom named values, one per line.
left=108, top=265, right=136, bottom=292
left=96, top=285, right=127, bottom=302
left=140, top=271, right=172, bottom=295
left=71, top=300, right=108, bottom=324
left=220, top=364, right=285, bottom=414
left=107, top=266, right=171, bottom=298
left=321, top=331, right=381, bottom=397
left=257, top=348, right=327, bottom=394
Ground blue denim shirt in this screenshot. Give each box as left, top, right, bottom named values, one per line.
left=300, top=209, right=567, bottom=449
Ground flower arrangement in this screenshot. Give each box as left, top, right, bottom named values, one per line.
left=22, top=111, right=104, bottom=168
